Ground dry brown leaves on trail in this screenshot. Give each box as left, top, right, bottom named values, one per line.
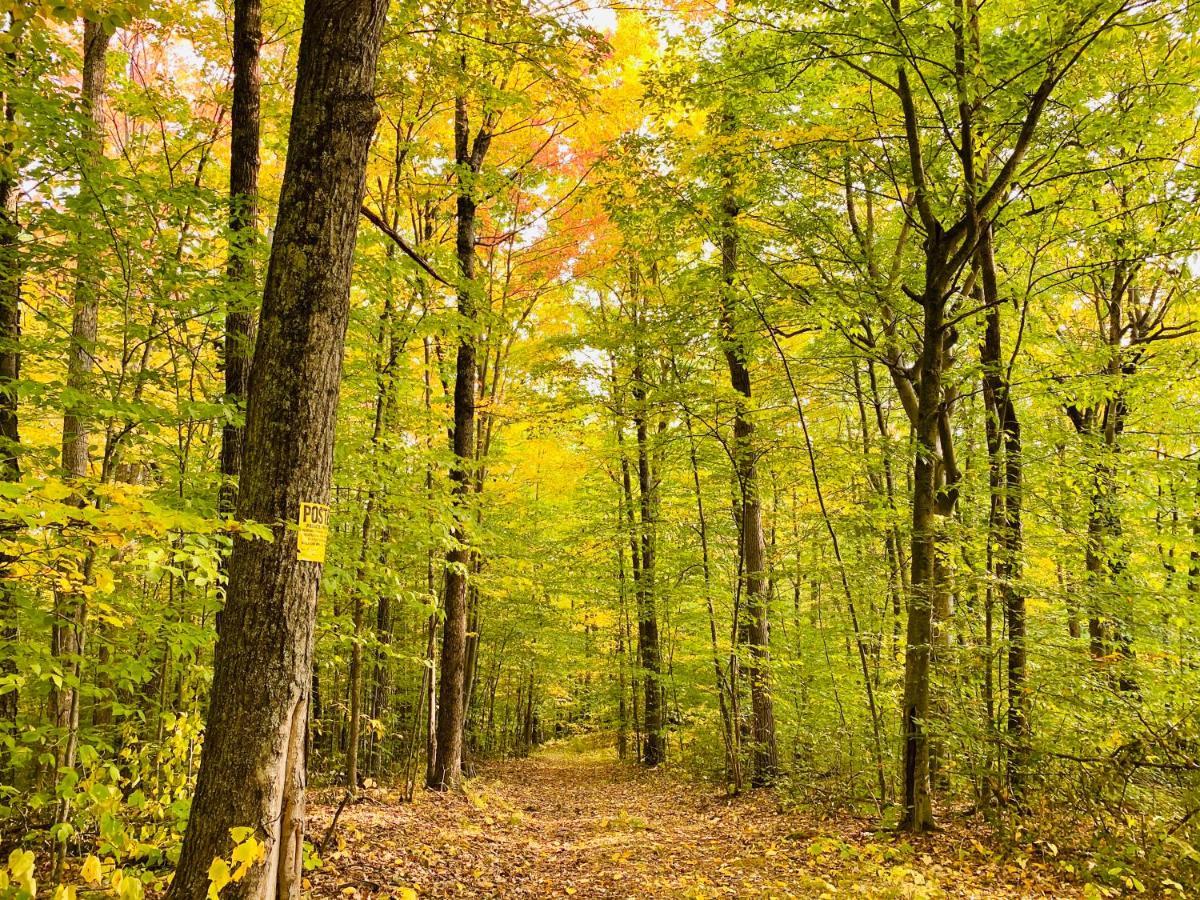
left=307, top=750, right=1081, bottom=899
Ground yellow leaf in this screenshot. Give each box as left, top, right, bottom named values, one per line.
left=94, top=567, right=115, bottom=595
left=207, top=858, right=231, bottom=900
left=119, top=874, right=145, bottom=900
left=41, top=480, right=73, bottom=502
left=231, top=836, right=264, bottom=881
left=9, top=848, right=35, bottom=896
left=80, top=854, right=103, bottom=886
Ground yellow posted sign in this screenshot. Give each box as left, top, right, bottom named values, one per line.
left=297, top=502, right=330, bottom=563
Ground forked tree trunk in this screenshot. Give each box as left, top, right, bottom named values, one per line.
left=166, top=3, right=387, bottom=897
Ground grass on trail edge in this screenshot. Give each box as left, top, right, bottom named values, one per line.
left=306, top=747, right=1098, bottom=899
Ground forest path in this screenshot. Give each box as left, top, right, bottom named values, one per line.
left=308, top=748, right=1075, bottom=899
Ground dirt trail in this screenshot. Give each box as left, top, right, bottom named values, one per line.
left=308, top=749, right=1077, bottom=899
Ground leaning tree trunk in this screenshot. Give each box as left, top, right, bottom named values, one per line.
left=166, top=3, right=387, bottom=898
left=219, top=0, right=262, bottom=515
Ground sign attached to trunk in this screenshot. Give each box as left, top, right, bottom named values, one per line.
left=298, top=502, right=330, bottom=563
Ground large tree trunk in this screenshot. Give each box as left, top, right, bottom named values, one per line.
left=219, top=0, right=262, bottom=515
left=165, top=2, right=387, bottom=897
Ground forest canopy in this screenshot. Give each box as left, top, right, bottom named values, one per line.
left=2, top=0, right=1200, bottom=897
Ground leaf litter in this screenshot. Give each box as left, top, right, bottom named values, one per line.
left=307, top=750, right=1083, bottom=899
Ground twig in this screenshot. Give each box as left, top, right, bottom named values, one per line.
left=318, top=790, right=354, bottom=854
left=359, top=205, right=452, bottom=286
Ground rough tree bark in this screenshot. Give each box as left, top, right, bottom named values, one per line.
left=166, top=2, right=387, bottom=897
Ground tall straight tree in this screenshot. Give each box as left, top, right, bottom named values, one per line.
left=0, top=45, right=20, bottom=729
left=52, top=18, right=111, bottom=861
left=166, top=0, right=388, bottom=896
left=717, top=131, right=778, bottom=787
left=219, top=0, right=262, bottom=515
left=630, top=283, right=665, bottom=766
left=429, top=83, right=493, bottom=791
left=59, top=23, right=110, bottom=487
left=976, top=222, right=1027, bottom=795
